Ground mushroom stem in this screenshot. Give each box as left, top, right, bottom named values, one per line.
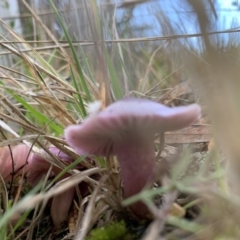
left=115, top=134, right=156, bottom=217
left=51, top=187, right=76, bottom=227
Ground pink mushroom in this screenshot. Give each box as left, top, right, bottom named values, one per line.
left=0, top=144, right=32, bottom=182
left=27, top=146, right=75, bottom=186
left=27, top=147, right=92, bottom=227
left=64, top=98, right=201, bottom=218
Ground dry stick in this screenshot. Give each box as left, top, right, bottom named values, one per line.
left=0, top=27, right=239, bottom=44
left=74, top=175, right=108, bottom=240
left=76, top=195, right=91, bottom=229
left=0, top=65, right=36, bottom=82
left=0, top=43, right=94, bottom=56
left=0, top=27, right=239, bottom=56
left=76, top=194, right=110, bottom=227
left=0, top=85, right=28, bottom=96
left=0, top=113, right=44, bottom=135
left=0, top=136, right=39, bottom=148
left=119, top=0, right=149, bottom=7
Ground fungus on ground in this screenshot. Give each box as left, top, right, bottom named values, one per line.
left=27, top=147, right=92, bottom=227
left=27, top=146, right=74, bottom=186
left=0, top=144, right=32, bottom=182
left=64, top=98, right=201, bottom=218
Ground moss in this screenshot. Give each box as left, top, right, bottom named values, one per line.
left=86, top=221, right=136, bottom=240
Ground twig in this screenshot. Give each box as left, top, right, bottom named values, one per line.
left=74, top=175, right=108, bottom=240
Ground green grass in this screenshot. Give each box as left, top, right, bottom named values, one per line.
left=1, top=0, right=240, bottom=239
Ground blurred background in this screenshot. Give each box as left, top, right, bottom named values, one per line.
left=1, top=0, right=239, bottom=93
left=1, top=1, right=240, bottom=239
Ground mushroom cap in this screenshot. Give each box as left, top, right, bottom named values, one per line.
left=26, top=147, right=70, bottom=186
left=65, top=98, right=201, bottom=156
left=27, top=147, right=94, bottom=186
left=0, top=144, right=32, bottom=182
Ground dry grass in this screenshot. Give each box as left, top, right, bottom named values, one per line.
left=0, top=0, right=240, bottom=239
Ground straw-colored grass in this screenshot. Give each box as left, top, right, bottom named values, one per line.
left=1, top=0, right=240, bottom=239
